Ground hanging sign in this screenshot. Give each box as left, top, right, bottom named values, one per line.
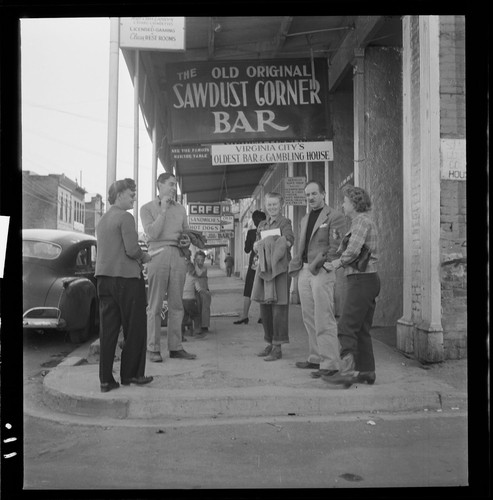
left=188, top=203, right=233, bottom=235
left=440, top=139, right=466, bottom=180
left=211, top=141, right=333, bottom=166
left=284, top=177, right=307, bottom=206
left=171, top=145, right=211, bottom=161
left=166, top=58, right=329, bottom=144
left=119, top=17, right=185, bottom=51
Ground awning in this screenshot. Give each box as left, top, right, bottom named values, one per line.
left=121, top=16, right=402, bottom=202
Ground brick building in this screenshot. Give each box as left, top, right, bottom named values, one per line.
left=84, top=193, right=105, bottom=236
left=233, top=16, right=467, bottom=362
left=22, top=171, right=87, bottom=232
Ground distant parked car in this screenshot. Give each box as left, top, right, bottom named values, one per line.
left=22, top=229, right=98, bottom=343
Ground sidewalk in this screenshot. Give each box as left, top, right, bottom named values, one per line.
left=41, top=265, right=468, bottom=421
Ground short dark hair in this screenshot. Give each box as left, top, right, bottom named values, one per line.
left=195, top=250, right=206, bottom=259
left=252, top=210, right=266, bottom=227
left=157, top=172, right=176, bottom=184
left=305, top=180, right=325, bottom=194
left=108, top=178, right=136, bottom=205
left=342, top=185, right=372, bottom=212
left=265, top=192, right=284, bottom=205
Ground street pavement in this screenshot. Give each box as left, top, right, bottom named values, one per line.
left=36, top=265, right=468, bottom=423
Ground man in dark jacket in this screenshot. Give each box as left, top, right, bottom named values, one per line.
left=95, top=178, right=153, bottom=392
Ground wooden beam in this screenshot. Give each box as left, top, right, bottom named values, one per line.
left=208, top=17, right=217, bottom=59
left=328, top=16, right=385, bottom=91
left=271, top=16, right=293, bottom=56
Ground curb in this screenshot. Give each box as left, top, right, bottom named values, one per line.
left=42, top=365, right=467, bottom=421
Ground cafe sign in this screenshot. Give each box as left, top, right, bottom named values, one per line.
left=165, top=58, right=329, bottom=144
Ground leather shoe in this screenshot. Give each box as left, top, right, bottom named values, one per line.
left=100, top=380, right=120, bottom=393
left=322, top=372, right=358, bottom=387
left=264, top=346, right=282, bottom=361
left=295, top=361, right=320, bottom=369
left=257, top=344, right=273, bottom=357
left=310, top=369, right=338, bottom=379
left=357, top=371, right=376, bottom=384
left=233, top=317, right=249, bottom=325
left=121, top=376, right=153, bottom=386
left=191, top=331, right=207, bottom=339
left=169, top=349, right=197, bottom=360
left=148, top=351, right=163, bottom=363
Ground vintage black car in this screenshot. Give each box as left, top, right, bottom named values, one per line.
left=22, top=229, right=98, bottom=343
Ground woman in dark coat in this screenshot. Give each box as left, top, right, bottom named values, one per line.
left=233, top=210, right=266, bottom=324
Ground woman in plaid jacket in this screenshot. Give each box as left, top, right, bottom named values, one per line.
left=323, top=185, right=381, bottom=388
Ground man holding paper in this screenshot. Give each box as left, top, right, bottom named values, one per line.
left=252, top=192, right=294, bottom=361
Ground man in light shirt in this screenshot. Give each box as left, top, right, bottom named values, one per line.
left=140, top=172, right=197, bottom=362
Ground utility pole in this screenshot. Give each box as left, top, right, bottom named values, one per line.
left=106, top=17, right=120, bottom=208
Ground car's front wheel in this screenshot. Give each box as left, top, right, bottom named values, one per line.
left=68, top=301, right=96, bottom=344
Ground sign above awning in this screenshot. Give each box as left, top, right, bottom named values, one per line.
left=119, top=17, right=185, bottom=51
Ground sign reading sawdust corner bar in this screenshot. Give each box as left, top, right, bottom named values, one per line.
left=166, top=58, right=329, bottom=144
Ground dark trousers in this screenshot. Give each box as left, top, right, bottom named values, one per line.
left=97, top=276, right=147, bottom=384
left=337, top=273, right=380, bottom=372
left=260, top=304, right=289, bottom=345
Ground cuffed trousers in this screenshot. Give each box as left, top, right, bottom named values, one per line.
left=97, top=276, right=147, bottom=384
left=146, top=246, right=187, bottom=353
left=338, top=272, right=380, bottom=372
left=260, top=303, right=289, bottom=345
left=298, top=264, right=340, bottom=371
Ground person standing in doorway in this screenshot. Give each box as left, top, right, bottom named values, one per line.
left=288, top=180, right=347, bottom=379
left=140, top=172, right=197, bottom=363
left=252, top=193, right=294, bottom=361
left=322, top=185, right=380, bottom=387
left=234, top=209, right=266, bottom=325
left=224, top=253, right=234, bottom=277
left=95, top=178, right=153, bottom=392
left=192, top=250, right=212, bottom=333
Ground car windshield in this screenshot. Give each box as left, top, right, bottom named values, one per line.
left=23, top=240, right=62, bottom=260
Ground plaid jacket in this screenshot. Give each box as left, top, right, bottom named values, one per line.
left=338, top=212, right=378, bottom=275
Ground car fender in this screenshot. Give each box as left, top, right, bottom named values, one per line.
left=47, top=277, right=97, bottom=331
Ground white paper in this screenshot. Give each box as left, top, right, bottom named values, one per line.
left=260, top=228, right=281, bottom=239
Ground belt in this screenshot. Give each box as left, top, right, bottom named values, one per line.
left=148, top=244, right=178, bottom=257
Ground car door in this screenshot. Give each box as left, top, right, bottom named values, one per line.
left=74, top=243, right=97, bottom=286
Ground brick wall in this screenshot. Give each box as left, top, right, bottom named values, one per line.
left=22, top=174, right=58, bottom=229
left=439, top=16, right=466, bottom=138
left=439, top=15, right=467, bottom=359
